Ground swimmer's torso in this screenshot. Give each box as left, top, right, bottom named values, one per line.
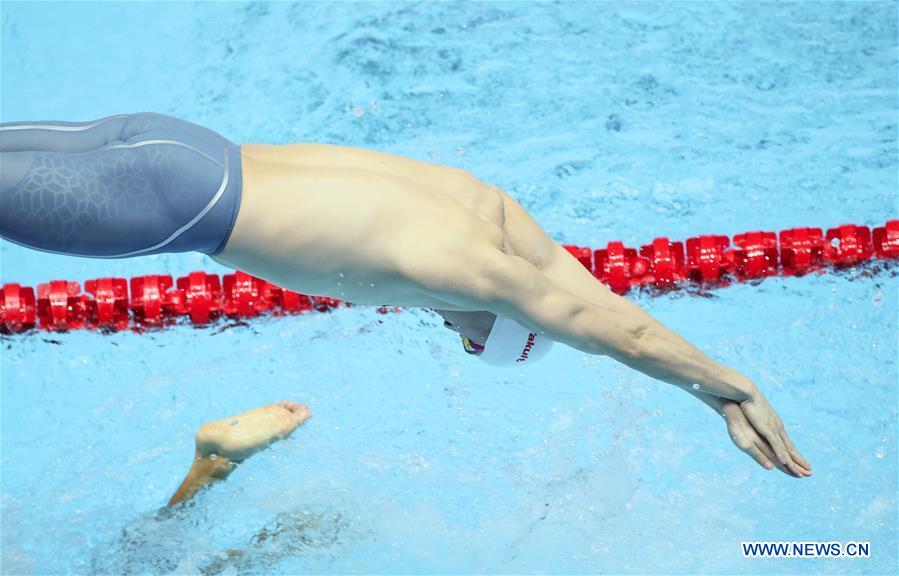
left=213, top=143, right=506, bottom=307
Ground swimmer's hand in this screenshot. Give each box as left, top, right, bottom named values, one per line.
left=722, top=396, right=812, bottom=478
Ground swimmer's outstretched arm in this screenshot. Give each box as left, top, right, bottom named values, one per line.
left=459, top=253, right=809, bottom=477
left=424, top=183, right=811, bottom=477
left=168, top=401, right=311, bottom=506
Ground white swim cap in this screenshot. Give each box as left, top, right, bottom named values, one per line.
left=475, top=316, right=554, bottom=366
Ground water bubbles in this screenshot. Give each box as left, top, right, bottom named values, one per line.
left=830, top=237, right=841, bottom=248
left=209, top=454, right=218, bottom=461
left=455, top=147, right=465, bottom=157
left=872, top=290, right=884, bottom=308
left=338, top=272, right=345, bottom=278
left=874, top=446, right=885, bottom=459
left=692, top=383, right=701, bottom=390
left=370, top=283, right=376, bottom=287
left=352, top=105, right=365, bottom=119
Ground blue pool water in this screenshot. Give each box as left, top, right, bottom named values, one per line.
left=1, top=2, right=896, bottom=574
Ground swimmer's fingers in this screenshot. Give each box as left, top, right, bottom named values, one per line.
left=754, top=439, right=801, bottom=477
left=743, top=442, right=774, bottom=471
left=740, top=396, right=809, bottom=478
left=780, top=428, right=812, bottom=475
left=723, top=404, right=779, bottom=473
left=765, top=423, right=811, bottom=477
left=762, top=424, right=806, bottom=477
left=769, top=431, right=798, bottom=475
left=728, top=427, right=773, bottom=471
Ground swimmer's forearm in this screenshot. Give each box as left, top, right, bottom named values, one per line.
left=480, top=246, right=756, bottom=402
left=167, top=454, right=234, bottom=506
left=610, top=317, right=758, bottom=402
left=486, top=253, right=757, bottom=401
left=511, top=293, right=754, bottom=401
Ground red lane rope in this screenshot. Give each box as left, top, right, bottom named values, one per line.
left=2, top=220, right=897, bottom=334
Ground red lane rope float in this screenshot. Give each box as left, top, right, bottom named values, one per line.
left=2, top=220, right=897, bottom=335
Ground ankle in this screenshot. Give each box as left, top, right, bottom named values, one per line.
left=190, top=451, right=235, bottom=481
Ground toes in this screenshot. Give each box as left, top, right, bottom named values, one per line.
left=272, top=401, right=312, bottom=433
left=290, top=405, right=312, bottom=425
left=277, top=400, right=311, bottom=416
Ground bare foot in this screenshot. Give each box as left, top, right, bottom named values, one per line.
left=194, top=400, right=312, bottom=463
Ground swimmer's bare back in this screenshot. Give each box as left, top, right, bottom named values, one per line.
left=213, top=143, right=494, bottom=308
left=0, top=113, right=811, bottom=478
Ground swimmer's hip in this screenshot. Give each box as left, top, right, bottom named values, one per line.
left=0, top=112, right=242, bottom=258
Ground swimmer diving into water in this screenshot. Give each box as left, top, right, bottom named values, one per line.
left=0, top=113, right=811, bottom=478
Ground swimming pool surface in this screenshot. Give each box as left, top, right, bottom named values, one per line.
left=1, top=2, right=896, bottom=574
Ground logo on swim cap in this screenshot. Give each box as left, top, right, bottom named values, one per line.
left=477, top=316, right=554, bottom=366
left=516, top=332, right=537, bottom=362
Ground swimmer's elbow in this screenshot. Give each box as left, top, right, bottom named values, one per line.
left=535, top=294, right=609, bottom=355
left=623, top=323, right=653, bottom=360
left=574, top=306, right=653, bottom=360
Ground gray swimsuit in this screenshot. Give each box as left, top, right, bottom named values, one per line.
left=0, top=112, right=242, bottom=257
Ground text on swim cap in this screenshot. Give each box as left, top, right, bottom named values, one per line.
left=516, top=332, right=537, bottom=362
